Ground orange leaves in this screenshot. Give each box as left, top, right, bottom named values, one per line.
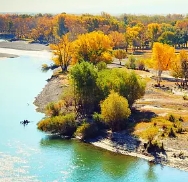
left=108, top=31, right=125, bottom=49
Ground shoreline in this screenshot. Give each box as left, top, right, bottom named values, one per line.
left=33, top=73, right=188, bottom=172
left=1, top=41, right=188, bottom=172
left=0, top=40, right=50, bottom=59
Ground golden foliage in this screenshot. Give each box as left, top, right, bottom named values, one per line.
left=113, top=49, right=127, bottom=60
left=152, top=42, right=175, bottom=71
left=108, top=31, right=125, bottom=49
left=140, top=126, right=159, bottom=142
left=100, top=91, right=131, bottom=131
left=50, top=33, right=74, bottom=72
left=73, top=31, right=113, bottom=64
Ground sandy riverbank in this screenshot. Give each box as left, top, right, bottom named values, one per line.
left=0, top=40, right=49, bottom=51
left=0, top=40, right=50, bottom=59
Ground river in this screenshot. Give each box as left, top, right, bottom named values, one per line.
left=0, top=52, right=188, bottom=182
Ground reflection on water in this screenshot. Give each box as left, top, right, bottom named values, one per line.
left=145, top=162, right=158, bottom=182
left=0, top=55, right=188, bottom=182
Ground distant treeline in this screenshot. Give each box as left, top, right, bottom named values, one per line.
left=0, top=12, right=188, bottom=48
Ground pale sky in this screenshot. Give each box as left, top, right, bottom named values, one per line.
left=0, top=0, right=187, bottom=15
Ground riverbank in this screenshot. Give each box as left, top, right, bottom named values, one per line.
left=0, top=40, right=49, bottom=51
left=0, top=40, right=50, bottom=59
left=33, top=72, right=188, bottom=172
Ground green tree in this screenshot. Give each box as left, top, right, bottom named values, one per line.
left=70, top=61, right=99, bottom=116
left=147, top=23, right=161, bottom=47
left=158, top=31, right=175, bottom=46
left=53, top=14, right=68, bottom=38
left=97, top=68, right=146, bottom=107
left=100, top=91, right=131, bottom=131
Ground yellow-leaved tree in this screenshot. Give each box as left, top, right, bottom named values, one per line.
left=100, top=91, right=131, bottom=131
left=113, top=49, right=127, bottom=65
left=147, top=23, right=161, bottom=48
left=50, top=33, right=73, bottom=72
left=179, top=50, right=188, bottom=86
left=108, top=31, right=125, bottom=49
left=73, top=31, right=113, bottom=64
left=171, top=50, right=188, bottom=87
left=151, top=42, right=175, bottom=85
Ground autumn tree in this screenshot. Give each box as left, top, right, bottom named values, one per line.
left=113, top=49, right=127, bottom=65
left=53, top=14, right=68, bottom=39
left=147, top=23, right=161, bottom=47
left=158, top=31, right=175, bottom=46
left=151, top=42, right=175, bottom=85
left=50, top=33, right=73, bottom=72
left=172, top=50, right=188, bottom=87
left=179, top=50, right=188, bottom=86
left=64, top=15, right=87, bottom=40
left=108, top=31, right=125, bottom=49
left=124, top=26, right=139, bottom=52
left=170, top=55, right=182, bottom=84
left=100, top=91, right=131, bottom=131
left=73, top=31, right=113, bottom=64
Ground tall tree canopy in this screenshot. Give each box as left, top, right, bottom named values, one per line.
left=73, top=31, right=113, bottom=64
left=151, top=42, right=175, bottom=85
left=50, top=33, right=73, bottom=72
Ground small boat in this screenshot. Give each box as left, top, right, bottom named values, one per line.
left=20, top=120, right=30, bottom=125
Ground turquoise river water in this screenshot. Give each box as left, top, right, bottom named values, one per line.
left=0, top=54, right=188, bottom=182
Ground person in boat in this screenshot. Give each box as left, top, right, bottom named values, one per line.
left=20, top=120, right=30, bottom=125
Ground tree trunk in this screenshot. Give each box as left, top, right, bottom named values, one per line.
left=157, top=70, right=162, bottom=86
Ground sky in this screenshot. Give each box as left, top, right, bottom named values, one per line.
left=0, top=0, right=187, bottom=15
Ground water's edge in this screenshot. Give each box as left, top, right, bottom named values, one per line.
left=34, top=74, right=188, bottom=172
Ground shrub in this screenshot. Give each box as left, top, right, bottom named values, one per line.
left=168, top=128, right=176, bottom=137
left=100, top=91, right=131, bottom=131
left=147, top=140, right=164, bottom=153
left=136, top=59, right=145, bottom=70
left=183, top=94, right=188, bottom=100
left=173, top=121, right=183, bottom=133
left=92, top=112, right=106, bottom=129
left=96, top=61, right=107, bottom=71
left=141, top=126, right=159, bottom=142
left=41, top=64, right=49, bottom=72
left=97, top=68, right=146, bottom=107
left=75, top=122, right=99, bottom=140
left=168, top=114, right=176, bottom=122
left=60, top=86, right=75, bottom=112
left=45, top=101, right=64, bottom=117
left=179, top=116, right=184, bottom=122
left=37, top=113, right=77, bottom=136
left=125, top=55, right=136, bottom=69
